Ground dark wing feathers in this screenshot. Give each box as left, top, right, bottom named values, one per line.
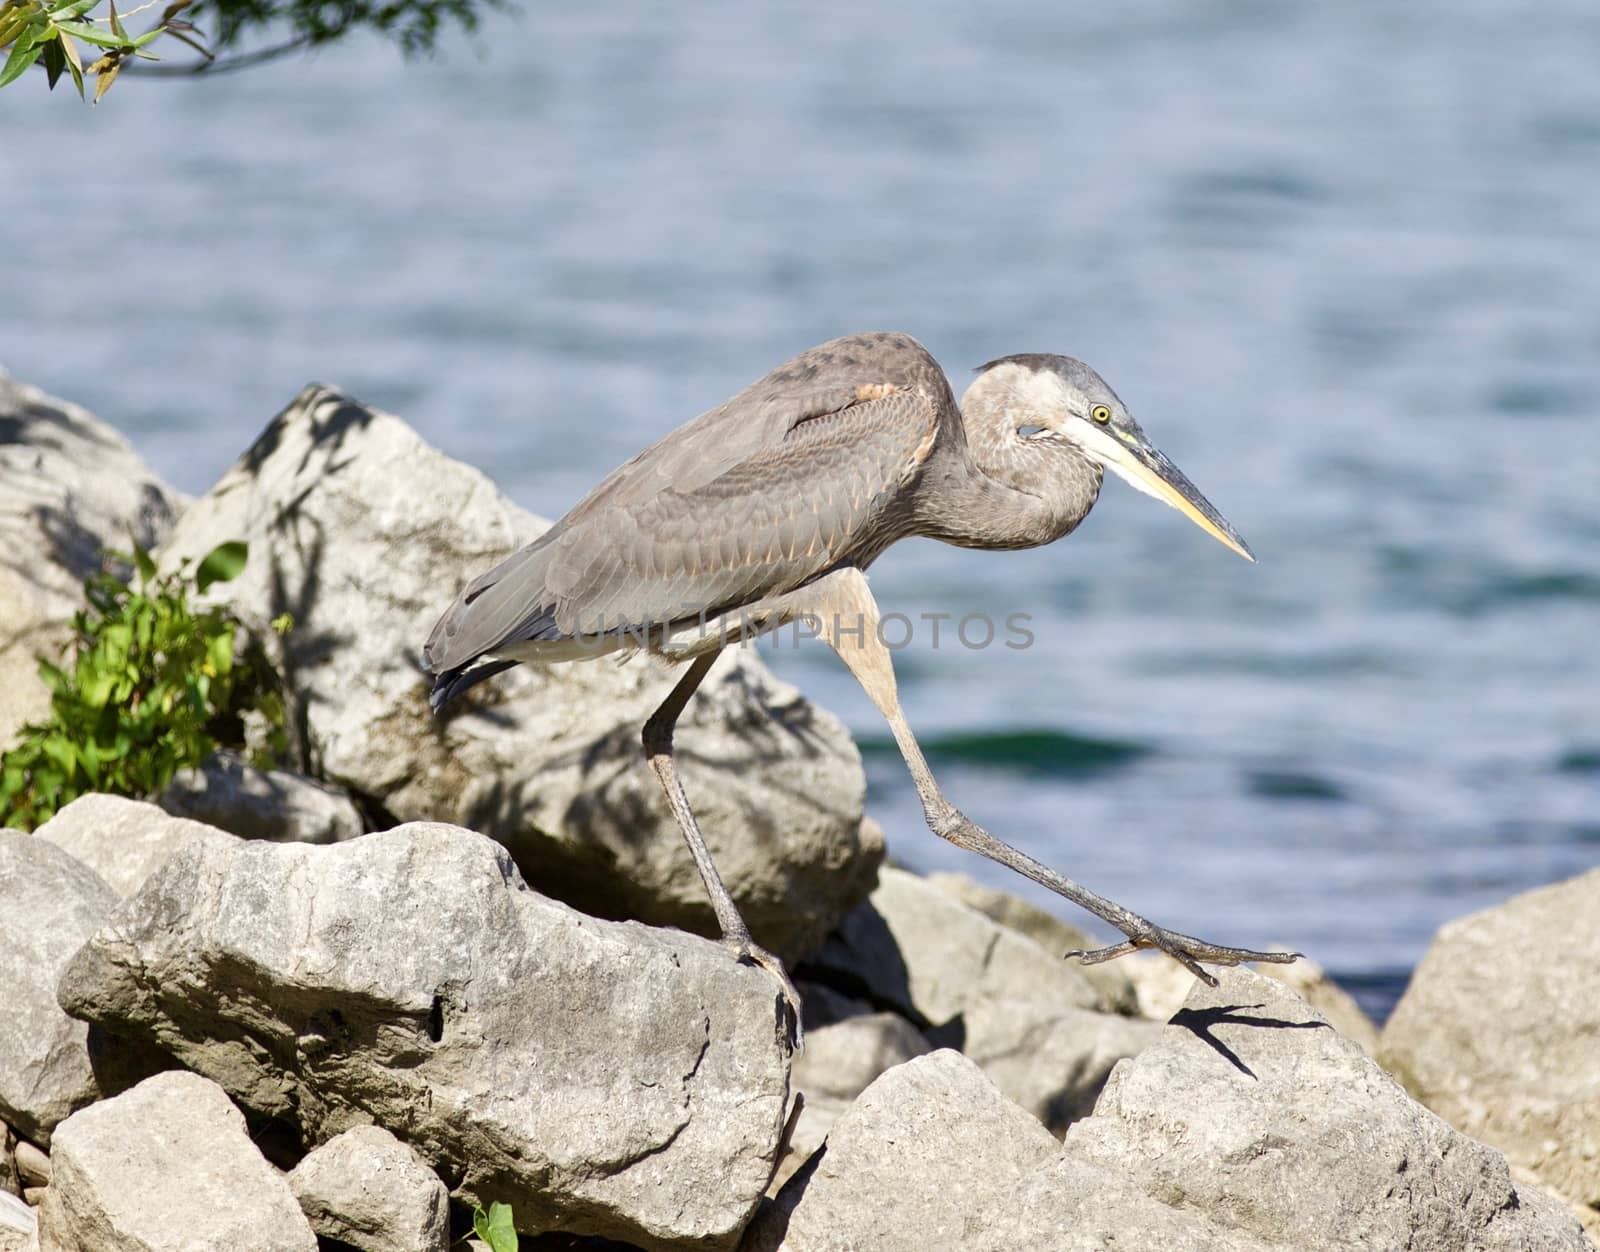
left=423, top=333, right=952, bottom=678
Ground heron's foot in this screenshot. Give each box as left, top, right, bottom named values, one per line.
left=1065, top=921, right=1301, bottom=989
left=723, top=933, right=803, bottom=1053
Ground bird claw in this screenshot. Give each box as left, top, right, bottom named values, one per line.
left=1065, top=924, right=1301, bottom=988
left=724, top=935, right=804, bottom=1053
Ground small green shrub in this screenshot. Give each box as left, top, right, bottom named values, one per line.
left=0, top=539, right=290, bottom=831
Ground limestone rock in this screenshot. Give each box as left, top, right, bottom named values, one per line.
left=805, top=866, right=1148, bottom=1131
left=1123, top=950, right=1377, bottom=1053
left=36, top=1070, right=315, bottom=1252
left=160, top=752, right=364, bottom=844
left=756, top=970, right=1580, bottom=1250
left=1380, top=867, right=1600, bottom=1238
left=1066, top=966, right=1590, bottom=1252
left=926, top=870, right=1139, bottom=1014
left=153, top=384, right=877, bottom=961
left=33, top=795, right=221, bottom=899
left=1255, top=952, right=1378, bottom=1054
left=0, top=1190, right=35, bottom=1252
left=57, top=822, right=791, bottom=1251
left=1122, top=950, right=1201, bottom=1021
left=956, top=997, right=1159, bottom=1133
left=0, top=373, right=180, bottom=751
left=9, top=1144, right=45, bottom=1192
left=807, top=866, right=1102, bottom=1024
left=745, top=1050, right=1061, bottom=1252
left=775, top=1002, right=932, bottom=1189
left=0, top=833, right=116, bottom=1145
left=287, top=1125, right=448, bottom=1252
left=984, top=1151, right=1278, bottom=1252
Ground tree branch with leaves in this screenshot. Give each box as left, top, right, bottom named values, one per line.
left=0, top=0, right=502, bottom=98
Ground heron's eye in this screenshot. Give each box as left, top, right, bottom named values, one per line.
left=1091, top=405, right=1112, bottom=424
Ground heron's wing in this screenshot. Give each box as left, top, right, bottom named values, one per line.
left=423, top=375, right=945, bottom=672
left=542, top=386, right=941, bottom=637
left=557, top=331, right=951, bottom=523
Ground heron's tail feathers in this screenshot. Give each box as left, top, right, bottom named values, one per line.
left=428, top=658, right=520, bottom=714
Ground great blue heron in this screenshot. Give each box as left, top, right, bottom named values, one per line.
left=424, top=332, right=1296, bottom=1039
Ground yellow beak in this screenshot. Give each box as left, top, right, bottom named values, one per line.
left=1094, top=428, right=1256, bottom=562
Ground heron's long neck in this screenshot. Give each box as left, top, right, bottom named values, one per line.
left=912, top=387, right=1103, bottom=551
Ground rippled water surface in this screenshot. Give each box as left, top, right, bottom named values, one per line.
left=7, top=0, right=1599, bottom=1020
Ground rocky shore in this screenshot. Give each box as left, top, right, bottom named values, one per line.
left=2, top=371, right=1595, bottom=1250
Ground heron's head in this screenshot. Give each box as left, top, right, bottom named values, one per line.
left=967, top=354, right=1255, bottom=562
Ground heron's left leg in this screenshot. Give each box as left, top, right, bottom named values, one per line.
left=642, top=650, right=802, bottom=1049
left=793, top=567, right=1297, bottom=987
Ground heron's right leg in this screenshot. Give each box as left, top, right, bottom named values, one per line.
left=797, top=568, right=1297, bottom=987
left=642, top=651, right=801, bottom=1048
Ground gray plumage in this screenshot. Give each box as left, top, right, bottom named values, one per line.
left=422, top=332, right=1288, bottom=1047
left=425, top=333, right=1108, bottom=699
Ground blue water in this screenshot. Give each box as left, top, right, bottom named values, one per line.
left=6, top=1, right=1599, bottom=1022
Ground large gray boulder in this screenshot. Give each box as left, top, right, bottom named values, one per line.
left=154, top=384, right=877, bottom=961
left=926, top=870, right=1139, bottom=1014
left=0, top=373, right=180, bottom=751
left=0, top=832, right=116, bottom=1146
left=1064, top=966, right=1589, bottom=1252
left=57, top=822, right=792, bottom=1251
left=774, top=992, right=932, bottom=1190
left=36, top=1070, right=316, bottom=1252
left=808, top=866, right=1103, bottom=1023
left=287, top=1124, right=448, bottom=1252
left=746, top=1050, right=1062, bottom=1252
left=956, top=996, right=1160, bottom=1132
left=805, top=866, right=1153, bottom=1132
left=750, top=1049, right=1261, bottom=1252
left=33, top=795, right=220, bottom=899
left=755, top=971, right=1590, bottom=1252
left=1380, top=867, right=1600, bottom=1238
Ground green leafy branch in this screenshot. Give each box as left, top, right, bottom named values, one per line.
left=0, top=0, right=503, bottom=91
left=0, top=0, right=202, bottom=99
left=0, top=540, right=290, bottom=831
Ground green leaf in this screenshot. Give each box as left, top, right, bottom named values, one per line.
left=132, top=543, right=157, bottom=584
left=0, top=3, right=40, bottom=48
left=128, top=22, right=161, bottom=46
left=41, top=26, right=63, bottom=86
left=19, top=8, right=48, bottom=44
left=472, top=1203, right=518, bottom=1252
left=207, top=627, right=234, bottom=677
left=52, top=19, right=119, bottom=46
left=78, top=737, right=101, bottom=785
left=42, top=736, right=76, bottom=776
left=47, top=0, right=98, bottom=17
left=106, top=0, right=122, bottom=37
left=0, top=27, right=43, bottom=84
left=59, top=27, right=81, bottom=95
left=0, top=5, right=31, bottom=48
left=194, top=541, right=248, bottom=594
left=81, top=669, right=115, bottom=710
left=101, top=621, right=132, bottom=660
